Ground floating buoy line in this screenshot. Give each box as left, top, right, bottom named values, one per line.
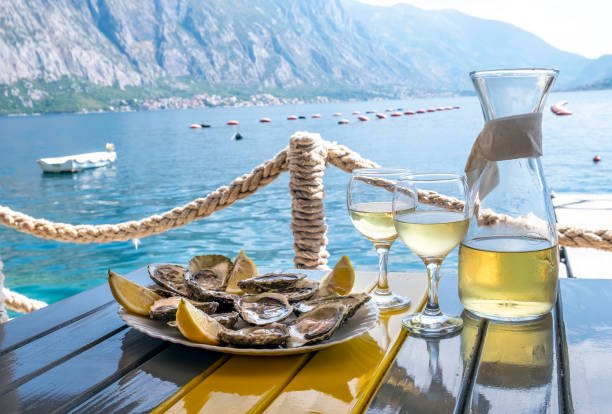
left=189, top=105, right=462, bottom=130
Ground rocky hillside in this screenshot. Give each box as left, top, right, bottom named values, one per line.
left=0, top=0, right=604, bottom=113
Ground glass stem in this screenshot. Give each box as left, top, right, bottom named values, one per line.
left=374, top=245, right=391, bottom=296
left=424, top=261, right=442, bottom=316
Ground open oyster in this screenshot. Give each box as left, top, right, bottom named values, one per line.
left=277, top=279, right=320, bottom=302
left=287, top=303, right=348, bottom=348
left=186, top=255, right=233, bottom=291
left=149, top=297, right=218, bottom=321
left=218, top=323, right=289, bottom=347
left=148, top=264, right=189, bottom=297
left=238, top=272, right=307, bottom=293
left=184, top=280, right=238, bottom=307
left=294, top=293, right=370, bottom=317
left=212, top=312, right=240, bottom=329
left=236, top=292, right=293, bottom=325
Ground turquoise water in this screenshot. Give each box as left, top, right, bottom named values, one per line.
left=1, top=90, right=610, bottom=305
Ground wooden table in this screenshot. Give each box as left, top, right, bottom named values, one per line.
left=1, top=268, right=610, bottom=413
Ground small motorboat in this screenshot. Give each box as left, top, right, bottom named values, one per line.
left=416, top=109, right=426, bottom=114
left=227, top=120, right=240, bottom=126
left=260, top=117, right=271, bottom=123
left=233, top=132, right=244, bottom=140
left=287, top=115, right=298, bottom=120
left=390, top=112, right=402, bottom=117
left=298, top=115, right=307, bottom=119
left=311, top=114, right=321, bottom=119
left=333, top=112, right=342, bottom=117
left=404, top=110, right=415, bottom=115
left=189, top=123, right=211, bottom=129
left=38, top=143, right=117, bottom=173
left=375, top=113, right=387, bottom=119
left=357, top=115, right=370, bottom=122
left=337, top=119, right=349, bottom=125
left=551, top=101, right=572, bottom=116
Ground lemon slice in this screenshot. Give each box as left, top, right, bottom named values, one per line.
left=108, top=269, right=161, bottom=316
left=225, top=250, right=258, bottom=294
left=176, top=298, right=223, bottom=345
left=316, top=256, right=356, bottom=297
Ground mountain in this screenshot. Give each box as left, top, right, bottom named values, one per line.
left=573, top=55, right=612, bottom=89
left=0, top=0, right=604, bottom=114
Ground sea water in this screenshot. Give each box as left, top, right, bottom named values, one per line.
left=0, top=90, right=610, bottom=304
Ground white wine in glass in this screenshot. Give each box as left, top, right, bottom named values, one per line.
left=348, top=169, right=412, bottom=311
left=393, top=173, right=470, bottom=337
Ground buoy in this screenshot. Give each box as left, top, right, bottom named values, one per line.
left=390, top=112, right=402, bottom=117
left=189, top=124, right=202, bottom=129
left=404, top=111, right=415, bottom=115
left=375, top=113, right=387, bottom=119
left=311, top=114, right=321, bottom=119
left=227, top=120, right=239, bottom=126
left=352, top=111, right=361, bottom=115
left=287, top=115, right=298, bottom=120
left=333, top=112, right=341, bottom=117
left=416, top=109, right=425, bottom=114
left=338, top=119, right=349, bottom=125
left=358, top=115, right=370, bottom=122
left=260, top=117, right=271, bottom=123
left=593, top=155, right=602, bottom=163
left=551, top=101, right=572, bottom=116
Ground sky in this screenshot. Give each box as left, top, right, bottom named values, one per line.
left=359, top=0, right=611, bottom=59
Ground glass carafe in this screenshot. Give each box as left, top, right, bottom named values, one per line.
left=459, top=69, right=559, bottom=322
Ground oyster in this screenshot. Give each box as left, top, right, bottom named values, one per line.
left=278, top=279, right=320, bottom=302
left=238, top=272, right=307, bottom=293
left=236, top=292, right=293, bottom=325
left=151, top=287, right=176, bottom=298
left=287, top=303, right=348, bottom=348
left=294, top=293, right=370, bottom=317
left=186, top=254, right=233, bottom=291
left=149, top=297, right=218, bottom=321
left=185, top=280, right=238, bottom=307
left=148, top=264, right=189, bottom=297
left=212, top=312, right=240, bottom=329
left=218, top=323, right=289, bottom=347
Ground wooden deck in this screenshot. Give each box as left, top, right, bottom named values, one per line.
left=1, top=267, right=611, bottom=413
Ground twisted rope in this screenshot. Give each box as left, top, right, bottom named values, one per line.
left=1, top=132, right=611, bottom=315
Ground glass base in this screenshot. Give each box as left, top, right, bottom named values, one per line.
left=371, top=291, right=411, bottom=311
left=402, top=311, right=463, bottom=338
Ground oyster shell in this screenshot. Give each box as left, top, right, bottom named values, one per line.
left=294, top=293, right=370, bottom=317
left=236, top=292, right=293, bottom=325
left=166, top=311, right=239, bottom=329
left=148, top=264, right=189, bottom=296
left=218, top=323, right=289, bottom=347
left=185, top=280, right=238, bottom=307
left=278, top=279, right=320, bottom=302
left=212, top=311, right=240, bottom=329
left=186, top=254, right=233, bottom=291
left=151, top=287, right=176, bottom=298
left=149, top=297, right=218, bottom=321
left=287, top=303, right=348, bottom=348
left=238, top=272, right=307, bottom=293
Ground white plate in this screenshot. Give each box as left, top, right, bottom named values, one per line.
left=119, top=302, right=379, bottom=356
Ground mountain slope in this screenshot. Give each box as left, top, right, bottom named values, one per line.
left=0, top=0, right=603, bottom=113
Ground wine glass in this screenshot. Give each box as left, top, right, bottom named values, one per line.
left=392, top=173, right=470, bottom=337
left=347, top=168, right=412, bottom=311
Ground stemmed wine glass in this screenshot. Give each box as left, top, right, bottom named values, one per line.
left=347, top=168, right=412, bottom=311
left=392, top=173, right=470, bottom=336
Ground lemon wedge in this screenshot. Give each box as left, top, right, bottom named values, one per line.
left=108, top=269, right=161, bottom=316
left=176, top=298, right=223, bottom=345
left=315, top=256, right=356, bottom=298
left=225, top=250, right=258, bottom=294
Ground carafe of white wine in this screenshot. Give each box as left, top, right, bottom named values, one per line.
left=459, top=69, right=559, bottom=322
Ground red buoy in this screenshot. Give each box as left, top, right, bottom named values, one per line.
left=227, top=120, right=239, bottom=126
left=287, top=115, right=298, bottom=120
left=593, top=155, right=602, bottom=163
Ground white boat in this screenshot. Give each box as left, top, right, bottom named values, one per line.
left=37, top=143, right=117, bottom=173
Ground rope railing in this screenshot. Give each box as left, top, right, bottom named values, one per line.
left=1, top=132, right=610, bottom=314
